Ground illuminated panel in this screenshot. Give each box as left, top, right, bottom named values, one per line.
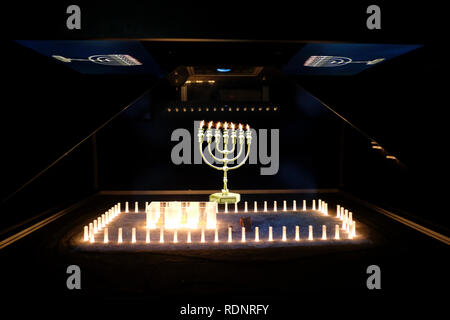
left=15, top=40, right=164, bottom=76
left=164, top=202, right=182, bottom=229
left=205, top=202, right=217, bottom=230
left=146, top=202, right=160, bottom=229
left=283, top=43, right=422, bottom=76
left=186, top=202, right=200, bottom=229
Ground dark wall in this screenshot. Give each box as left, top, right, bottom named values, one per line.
left=0, top=41, right=155, bottom=230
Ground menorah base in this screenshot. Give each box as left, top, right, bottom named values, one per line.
left=209, top=192, right=240, bottom=204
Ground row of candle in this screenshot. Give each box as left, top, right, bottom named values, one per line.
left=84, top=202, right=124, bottom=242
left=84, top=223, right=356, bottom=244
left=221, top=199, right=329, bottom=214
left=198, top=120, right=252, bottom=146
left=336, top=204, right=354, bottom=233
left=88, top=199, right=331, bottom=215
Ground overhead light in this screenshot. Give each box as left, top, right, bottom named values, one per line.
left=217, top=68, right=231, bottom=73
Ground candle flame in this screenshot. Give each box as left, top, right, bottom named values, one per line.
left=246, top=124, right=250, bottom=131
left=208, top=121, right=213, bottom=129
left=224, top=122, right=228, bottom=130
left=216, top=122, right=221, bottom=129
left=200, top=120, right=205, bottom=128
left=239, top=123, right=243, bottom=130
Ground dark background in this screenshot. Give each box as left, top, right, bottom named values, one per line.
left=1, top=2, right=446, bottom=236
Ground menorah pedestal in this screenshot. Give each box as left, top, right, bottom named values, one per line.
left=209, top=192, right=241, bottom=204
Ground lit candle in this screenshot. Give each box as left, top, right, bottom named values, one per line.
left=125, top=201, right=129, bottom=213
left=98, top=217, right=102, bottom=230
left=118, top=202, right=121, bottom=213
left=231, top=122, right=237, bottom=144
left=234, top=202, right=238, bottom=213
left=214, top=229, right=219, bottom=242
left=224, top=202, right=228, bottom=213
left=273, top=201, right=277, bottom=212
left=340, top=207, right=344, bottom=220
left=104, top=228, right=108, bottom=243
left=283, top=200, right=287, bottom=212
left=223, top=122, right=229, bottom=145
left=118, top=228, right=123, bottom=243
left=264, top=201, right=267, bottom=212
left=173, top=230, right=178, bottom=243
left=293, top=200, right=297, bottom=211
left=337, top=205, right=341, bottom=218
left=83, top=226, right=89, bottom=241
left=89, top=231, right=95, bottom=243
left=93, top=220, right=98, bottom=233
left=312, top=200, right=316, bottom=211
left=325, top=203, right=328, bottom=215
left=295, top=225, right=300, bottom=241
left=146, top=229, right=150, bottom=243
left=160, top=227, right=164, bottom=243
left=349, top=212, right=353, bottom=225
left=187, top=230, right=192, bottom=243
left=135, top=201, right=138, bottom=213
left=282, top=226, right=287, bottom=241
left=241, top=227, right=246, bottom=242
left=318, top=199, right=322, bottom=212
left=352, top=221, right=356, bottom=237
left=101, top=214, right=105, bottom=227
left=244, top=201, right=248, bottom=212
left=245, top=124, right=252, bottom=144
left=206, top=121, right=213, bottom=143
left=322, top=225, right=327, bottom=240
left=303, top=200, right=306, bottom=211
left=215, top=121, right=221, bottom=136
left=335, top=225, right=340, bottom=240
left=269, top=226, right=273, bottom=241
left=254, top=201, right=257, bottom=212
left=308, top=225, right=313, bottom=240
left=132, top=228, right=136, bottom=243
left=197, top=120, right=205, bottom=144
left=255, top=226, right=259, bottom=242
left=238, top=123, right=245, bottom=145
left=342, top=218, right=347, bottom=230
left=228, top=227, right=232, bottom=243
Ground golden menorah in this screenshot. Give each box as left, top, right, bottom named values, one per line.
left=197, top=121, right=252, bottom=204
